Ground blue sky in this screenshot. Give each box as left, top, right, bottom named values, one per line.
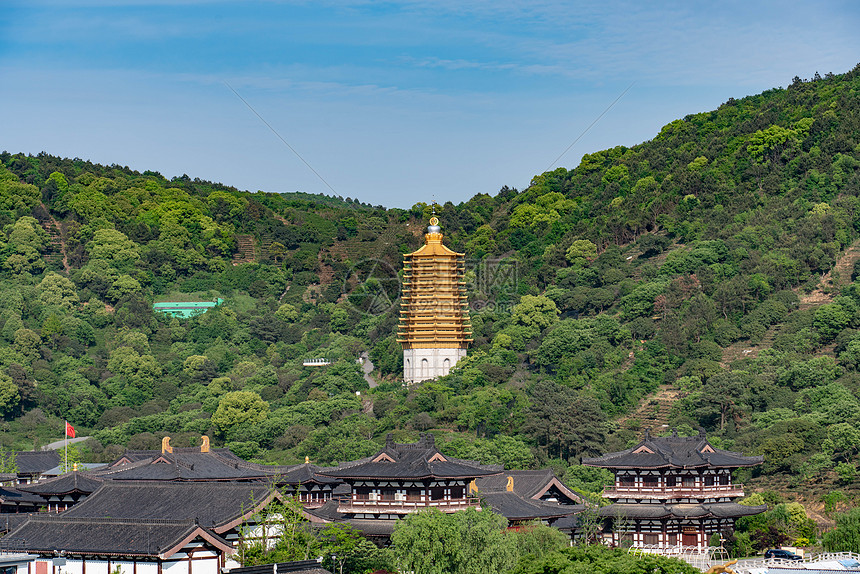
left=2, top=1, right=859, bottom=208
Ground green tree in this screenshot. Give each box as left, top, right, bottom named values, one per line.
left=211, top=391, right=269, bottom=433
left=107, top=274, right=143, bottom=302
left=87, top=229, right=140, bottom=270
left=566, top=239, right=598, bottom=264
left=275, top=303, right=299, bottom=322
left=0, top=450, right=18, bottom=474
left=521, top=380, right=605, bottom=461
left=391, top=507, right=516, bottom=574
left=823, top=508, right=860, bottom=552
left=37, top=272, right=80, bottom=311
left=238, top=493, right=318, bottom=566
left=0, top=372, right=21, bottom=416
left=512, top=295, right=559, bottom=331
left=508, top=544, right=698, bottom=574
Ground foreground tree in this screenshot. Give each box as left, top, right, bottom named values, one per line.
left=823, top=508, right=860, bottom=552
left=391, top=508, right=516, bottom=574
left=508, top=544, right=699, bottom=574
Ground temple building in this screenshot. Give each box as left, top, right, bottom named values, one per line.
left=583, top=429, right=766, bottom=550
left=14, top=438, right=340, bottom=514
left=314, top=433, right=501, bottom=538
left=397, top=216, right=472, bottom=383
left=475, top=470, right=586, bottom=530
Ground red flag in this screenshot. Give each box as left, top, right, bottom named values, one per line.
left=65, top=421, right=75, bottom=438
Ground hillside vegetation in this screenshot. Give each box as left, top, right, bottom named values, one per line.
left=1, top=65, right=860, bottom=516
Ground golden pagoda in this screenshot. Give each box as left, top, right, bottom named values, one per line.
left=397, top=216, right=472, bottom=383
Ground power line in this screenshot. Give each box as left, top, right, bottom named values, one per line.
left=224, top=81, right=338, bottom=195
left=544, top=81, right=635, bottom=173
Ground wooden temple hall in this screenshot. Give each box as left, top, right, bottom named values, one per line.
left=397, top=216, right=472, bottom=383
left=583, top=429, right=766, bottom=551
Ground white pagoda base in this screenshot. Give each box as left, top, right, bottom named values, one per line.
left=403, top=348, right=466, bottom=383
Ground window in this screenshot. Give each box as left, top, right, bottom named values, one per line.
left=620, top=475, right=635, bottom=486
left=704, top=476, right=715, bottom=486
left=643, top=476, right=658, bottom=487
left=682, top=475, right=695, bottom=486
left=666, top=476, right=677, bottom=487
left=719, top=474, right=729, bottom=485
left=668, top=533, right=678, bottom=545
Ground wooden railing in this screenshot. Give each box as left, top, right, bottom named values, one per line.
left=604, top=483, right=744, bottom=498
left=339, top=496, right=478, bottom=514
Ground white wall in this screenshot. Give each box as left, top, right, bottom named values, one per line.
left=403, top=348, right=466, bottom=383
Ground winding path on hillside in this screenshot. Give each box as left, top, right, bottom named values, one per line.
left=360, top=351, right=378, bottom=388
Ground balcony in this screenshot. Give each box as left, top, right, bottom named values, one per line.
left=603, top=483, right=745, bottom=500
left=338, top=495, right=479, bottom=515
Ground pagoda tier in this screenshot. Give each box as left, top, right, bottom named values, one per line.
left=398, top=217, right=472, bottom=383
left=397, top=236, right=473, bottom=348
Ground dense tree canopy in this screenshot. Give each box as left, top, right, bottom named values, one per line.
left=0, top=66, right=859, bottom=517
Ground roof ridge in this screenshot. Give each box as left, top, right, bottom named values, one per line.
left=27, top=515, right=198, bottom=525
left=96, top=480, right=270, bottom=489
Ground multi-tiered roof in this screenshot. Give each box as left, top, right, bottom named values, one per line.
left=397, top=217, right=472, bottom=349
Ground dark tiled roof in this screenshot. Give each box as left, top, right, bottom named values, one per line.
left=318, top=434, right=502, bottom=480
left=8, top=515, right=231, bottom=557
left=598, top=502, right=767, bottom=519
left=552, top=513, right=582, bottom=531
left=98, top=450, right=295, bottom=481
left=0, top=513, right=33, bottom=534
left=305, top=499, right=343, bottom=522
left=20, top=471, right=103, bottom=496
left=479, top=492, right=584, bottom=521
left=582, top=431, right=763, bottom=470
left=0, top=487, right=44, bottom=505
left=101, top=450, right=337, bottom=486
left=61, top=481, right=279, bottom=533
left=345, top=518, right=398, bottom=537
left=116, top=447, right=242, bottom=463
left=709, top=502, right=769, bottom=517
left=14, top=451, right=60, bottom=474
left=278, top=464, right=340, bottom=485
left=476, top=469, right=584, bottom=504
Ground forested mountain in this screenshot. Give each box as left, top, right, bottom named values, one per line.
left=2, top=64, right=860, bottom=517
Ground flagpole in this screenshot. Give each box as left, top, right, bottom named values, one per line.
left=64, top=420, right=68, bottom=472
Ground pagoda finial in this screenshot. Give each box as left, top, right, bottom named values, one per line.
left=305, top=456, right=310, bottom=464
left=427, top=212, right=441, bottom=234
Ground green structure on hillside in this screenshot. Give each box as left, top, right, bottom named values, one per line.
left=153, top=299, right=223, bottom=319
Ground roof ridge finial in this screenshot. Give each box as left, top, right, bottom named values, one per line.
left=643, top=427, right=651, bottom=440
left=427, top=203, right=441, bottom=234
